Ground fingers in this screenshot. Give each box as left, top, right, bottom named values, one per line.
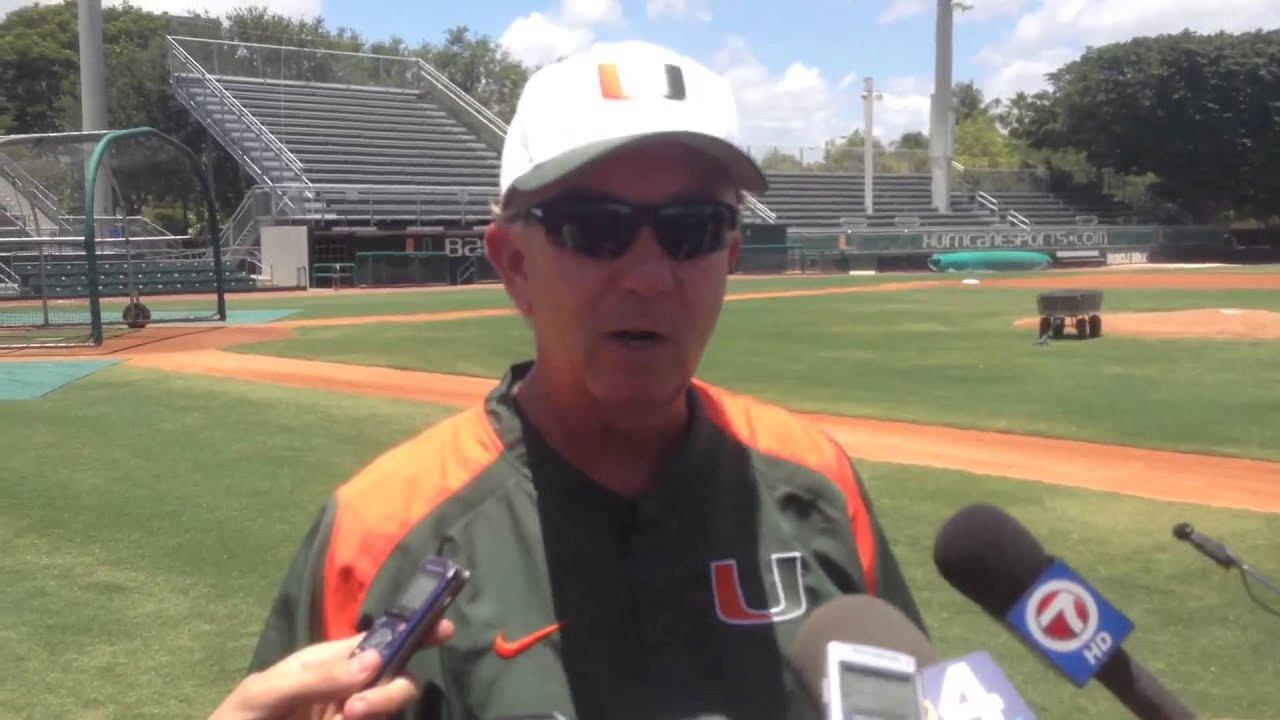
left=211, top=621, right=457, bottom=720
left=341, top=677, right=421, bottom=720
left=240, top=642, right=385, bottom=716
left=426, top=618, right=455, bottom=647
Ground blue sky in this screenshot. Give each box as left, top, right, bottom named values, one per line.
left=6, top=0, right=1276, bottom=152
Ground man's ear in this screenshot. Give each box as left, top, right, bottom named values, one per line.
left=725, top=228, right=743, bottom=274
left=484, top=222, right=532, bottom=315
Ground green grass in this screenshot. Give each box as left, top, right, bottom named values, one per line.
left=0, top=366, right=455, bottom=720
left=3, top=367, right=1276, bottom=718
left=231, top=286, right=1280, bottom=461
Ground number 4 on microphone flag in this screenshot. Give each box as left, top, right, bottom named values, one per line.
left=920, top=651, right=1037, bottom=720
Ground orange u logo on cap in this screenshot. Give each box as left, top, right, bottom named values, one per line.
left=597, top=63, right=687, bottom=101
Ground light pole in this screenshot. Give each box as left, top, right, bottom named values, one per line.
left=861, top=77, right=883, bottom=215
left=930, top=0, right=972, bottom=213
left=78, top=0, right=112, bottom=230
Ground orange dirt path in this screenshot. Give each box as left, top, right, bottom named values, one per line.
left=123, top=348, right=1280, bottom=514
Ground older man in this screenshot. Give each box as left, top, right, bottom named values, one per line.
left=243, top=39, right=924, bottom=720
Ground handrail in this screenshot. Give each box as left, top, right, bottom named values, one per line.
left=1008, top=210, right=1031, bottom=229
left=0, top=154, right=70, bottom=232
left=975, top=191, right=998, bottom=212
left=169, top=34, right=411, bottom=64
left=413, top=59, right=507, bottom=134
left=0, top=259, right=20, bottom=287
left=222, top=189, right=261, bottom=249
left=743, top=193, right=776, bottom=223
left=166, top=37, right=311, bottom=185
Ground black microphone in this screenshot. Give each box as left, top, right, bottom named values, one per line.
left=790, top=595, right=936, bottom=720
left=934, top=503, right=1197, bottom=720
left=1172, top=522, right=1239, bottom=570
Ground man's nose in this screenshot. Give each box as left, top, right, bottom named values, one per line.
left=616, top=226, right=676, bottom=296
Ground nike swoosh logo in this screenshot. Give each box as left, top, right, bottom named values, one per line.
left=493, top=622, right=563, bottom=659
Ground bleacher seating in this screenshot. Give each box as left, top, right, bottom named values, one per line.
left=172, top=74, right=500, bottom=223
left=761, top=172, right=1002, bottom=230
left=6, top=256, right=257, bottom=298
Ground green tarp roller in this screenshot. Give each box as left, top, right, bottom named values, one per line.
left=927, top=251, right=1053, bottom=272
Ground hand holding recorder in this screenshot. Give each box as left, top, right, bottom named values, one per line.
left=211, top=555, right=467, bottom=720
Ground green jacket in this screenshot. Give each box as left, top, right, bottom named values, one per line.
left=248, top=361, right=925, bottom=720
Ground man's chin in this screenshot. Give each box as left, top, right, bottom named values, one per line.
left=588, top=375, right=691, bottom=418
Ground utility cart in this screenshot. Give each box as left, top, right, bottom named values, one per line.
left=1036, top=289, right=1104, bottom=340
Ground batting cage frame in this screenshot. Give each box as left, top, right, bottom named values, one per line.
left=0, top=127, right=227, bottom=349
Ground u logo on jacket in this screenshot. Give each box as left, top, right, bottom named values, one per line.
left=710, top=551, right=807, bottom=625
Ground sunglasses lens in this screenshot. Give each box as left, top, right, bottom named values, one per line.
left=545, top=205, right=636, bottom=259
left=654, top=204, right=734, bottom=260
left=533, top=200, right=735, bottom=261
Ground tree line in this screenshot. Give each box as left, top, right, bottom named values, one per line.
left=1, top=1, right=1275, bottom=225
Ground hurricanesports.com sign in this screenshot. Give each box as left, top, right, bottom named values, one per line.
left=1005, top=559, right=1134, bottom=687
left=920, top=229, right=1110, bottom=251
left=838, top=227, right=1162, bottom=255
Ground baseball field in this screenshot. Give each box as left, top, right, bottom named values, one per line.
left=3, top=264, right=1279, bottom=720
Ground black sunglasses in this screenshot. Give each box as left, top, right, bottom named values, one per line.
left=511, top=196, right=739, bottom=261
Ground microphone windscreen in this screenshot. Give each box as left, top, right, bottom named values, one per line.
left=790, top=595, right=937, bottom=707
left=1171, top=522, right=1193, bottom=540
left=932, top=503, right=1053, bottom=617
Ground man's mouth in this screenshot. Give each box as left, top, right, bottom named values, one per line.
left=608, top=329, right=665, bottom=345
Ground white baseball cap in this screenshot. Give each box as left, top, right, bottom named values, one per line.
left=498, top=40, right=769, bottom=208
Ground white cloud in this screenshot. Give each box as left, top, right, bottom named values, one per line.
left=646, top=0, right=713, bottom=22
left=499, top=12, right=595, bottom=67
left=955, top=0, right=1026, bottom=22
left=874, top=76, right=933, bottom=143
left=560, top=0, right=623, bottom=26
left=877, top=0, right=927, bottom=24
left=976, top=0, right=1279, bottom=100
left=499, top=0, right=623, bottom=67
left=708, top=36, right=932, bottom=157
left=1, top=0, right=321, bottom=16
left=712, top=35, right=840, bottom=156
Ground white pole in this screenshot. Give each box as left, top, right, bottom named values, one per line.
left=78, top=0, right=112, bottom=234
left=863, top=76, right=875, bottom=216
left=930, top=0, right=955, bottom=213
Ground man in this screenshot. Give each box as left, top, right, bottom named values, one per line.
left=245, top=39, right=924, bottom=720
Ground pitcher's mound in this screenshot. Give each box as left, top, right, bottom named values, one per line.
left=1014, top=308, right=1280, bottom=340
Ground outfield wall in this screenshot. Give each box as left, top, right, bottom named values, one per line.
left=732, top=223, right=1272, bottom=274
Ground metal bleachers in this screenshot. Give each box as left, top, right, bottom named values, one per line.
left=166, top=36, right=508, bottom=243
left=762, top=172, right=1002, bottom=230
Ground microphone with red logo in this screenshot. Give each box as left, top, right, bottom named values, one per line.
left=934, top=503, right=1197, bottom=720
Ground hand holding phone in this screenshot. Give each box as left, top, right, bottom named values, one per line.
left=351, top=555, right=470, bottom=689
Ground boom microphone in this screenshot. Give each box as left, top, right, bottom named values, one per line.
left=933, top=503, right=1196, bottom=720
left=1172, top=522, right=1239, bottom=570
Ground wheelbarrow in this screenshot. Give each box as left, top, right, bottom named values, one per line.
left=1036, top=289, right=1104, bottom=340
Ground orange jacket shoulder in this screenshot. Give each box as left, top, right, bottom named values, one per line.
left=322, top=405, right=504, bottom=640
left=694, top=381, right=880, bottom=595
